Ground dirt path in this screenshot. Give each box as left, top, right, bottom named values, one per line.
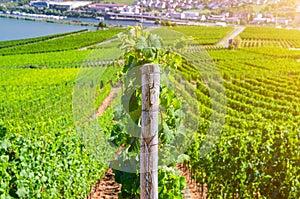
left=92, top=81, right=122, bottom=119
left=217, top=26, right=245, bottom=48
left=78, top=37, right=119, bottom=51
left=177, top=163, right=207, bottom=199
left=87, top=82, right=122, bottom=199
left=87, top=168, right=121, bottom=199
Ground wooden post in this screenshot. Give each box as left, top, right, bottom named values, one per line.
left=140, top=64, right=160, bottom=199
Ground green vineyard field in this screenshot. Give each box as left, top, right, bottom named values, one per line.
left=1, top=26, right=300, bottom=198
left=0, top=29, right=88, bottom=50
left=239, top=26, right=300, bottom=48
left=151, top=26, right=232, bottom=46
left=181, top=46, right=300, bottom=198
left=0, top=29, right=123, bottom=55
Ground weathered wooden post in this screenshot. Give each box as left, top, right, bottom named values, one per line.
left=141, top=64, right=160, bottom=199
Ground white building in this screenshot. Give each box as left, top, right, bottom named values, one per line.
left=30, top=1, right=50, bottom=8
left=182, top=11, right=199, bottom=19
left=30, top=1, right=92, bottom=11
left=169, top=12, right=184, bottom=19
left=297, top=5, right=300, bottom=12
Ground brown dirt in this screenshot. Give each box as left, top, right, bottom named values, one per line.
left=87, top=168, right=122, bottom=199
left=177, top=163, right=207, bottom=199
left=87, top=82, right=122, bottom=199
left=89, top=81, right=122, bottom=121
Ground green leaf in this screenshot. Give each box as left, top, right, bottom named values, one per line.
left=180, top=177, right=186, bottom=188
left=176, top=154, right=190, bottom=164
left=148, top=34, right=162, bottom=49
left=0, top=155, right=9, bottom=163
left=16, top=186, right=29, bottom=198
left=135, top=36, right=147, bottom=50
left=0, top=140, right=10, bottom=151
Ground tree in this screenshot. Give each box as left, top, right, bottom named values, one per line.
left=240, top=19, right=247, bottom=25
left=166, top=21, right=172, bottom=26
left=98, top=20, right=106, bottom=28
left=0, top=5, right=7, bottom=12
left=154, top=19, right=159, bottom=25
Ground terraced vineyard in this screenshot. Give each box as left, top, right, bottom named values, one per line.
left=179, top=45, right=300, bottom=198
left=239, top=26, right=300, bottom=48
left=0, top=29, right=123, bottom=55
left=0, top=29, right=87, bottom=49
left=0, top=64, right=122, bottom=199
left=151, top=26, right=232, bottom=46
left=0, top=28, right=124, bottom=198
left=1, top=25, right=300, bottom=199
left=0, top=48, right=122, bottom=68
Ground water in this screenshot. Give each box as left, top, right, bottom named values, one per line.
left=66, top=17, right=157, bottom=27
left=0, top=17, right=96, bottom=41
left=0, top=16, right=157, bottom=42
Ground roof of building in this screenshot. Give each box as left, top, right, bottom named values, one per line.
left=88, top=3, right=126, bottom=8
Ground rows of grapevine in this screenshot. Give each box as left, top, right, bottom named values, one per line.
left=0, top=46, right=122, bottom=68
left=240, top=26, right=300, bottom=40
left=203, top=45, right=227, bottom=51
left=239, top=27, right=300, bottom=48
left=240, top=47, right=300, bottom=59
left=0, top=29, right=87, bottom=50
left=0, top=29, right=124, bottom=55
left=178, top=46, right=300, bottom=198
left=2, top=25, right=300, bottom=199
left=171, top=26, right=232, bottom=45
left=0, top=65, right=123, bottom=198
left=240, top=38, right=300, bottom=48
left=0, top=32, right=125, bottom=198
left=151, top=26, right=232, bottom=46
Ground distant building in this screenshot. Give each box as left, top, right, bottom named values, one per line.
left=199, top=14, right=206, bottom=21
left=295, top=5, right=300, bottom=24
left=182, top=11, right=199, bottom=19
left=196, top=4, right=204, bottom=9
left=30, top=1, right=92, bottom=11
left=252, top=17, right=268, bottom=24
left=275, top=17, right=290, bottom=25
left=208, top=14, right=226, bottom=21
left=169, top=12, right=184, bottom=19
left=50, top=1, right=91, bottom=11
left=88, top=3, right=126, bottom=12
left=30, top=1, right=50, bottom=8
left=233, top=12, right=251, bottom=21
left=216, top=22, right=227, bottom=26
left=295, top=15, right=300, bottom=24
left=226, top=17, right=239, bottom=23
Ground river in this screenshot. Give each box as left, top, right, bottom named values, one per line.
left=0, top=16, right=156, bottom=42
left=66, top=17, right=156, bottom=27
left=0, top=17, right=98, bottom=41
